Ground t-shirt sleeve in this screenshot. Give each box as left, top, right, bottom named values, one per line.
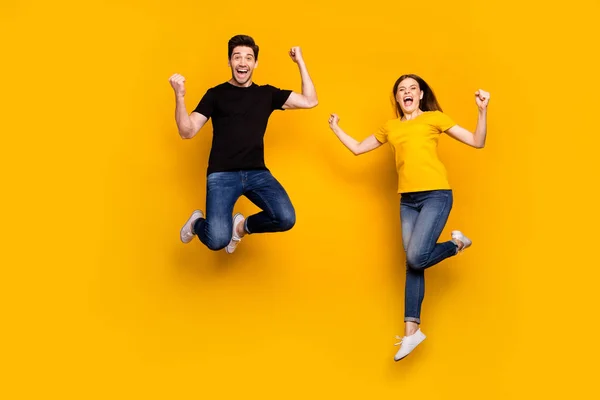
left=435, top=111, right=457, bottom=132
left=266, top=85, right=293, bottom=110
left=374, top=120, right=389, bottom=144
left=192, top=89, right=215, bottom=119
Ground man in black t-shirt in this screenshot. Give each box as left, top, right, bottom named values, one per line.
left=169, top=34, right=318, bottom=254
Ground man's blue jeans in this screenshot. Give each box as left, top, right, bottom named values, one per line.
left=193, top=170, right=296, bottom=251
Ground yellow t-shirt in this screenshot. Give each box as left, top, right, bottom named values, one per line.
left=374, top=110, right=456, bottom=194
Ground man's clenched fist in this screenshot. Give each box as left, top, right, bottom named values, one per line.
left=169, top=73, right=186, bottom=97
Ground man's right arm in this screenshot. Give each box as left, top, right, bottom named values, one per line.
left=175, top=95, right=207, bottom=139
left=169, top=73, right=209, bottom=139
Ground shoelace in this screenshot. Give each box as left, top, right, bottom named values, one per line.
left=394, top=335, right=405, bottom=346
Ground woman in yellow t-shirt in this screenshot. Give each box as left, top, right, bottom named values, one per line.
left=328, top=74, right=490, bottom=361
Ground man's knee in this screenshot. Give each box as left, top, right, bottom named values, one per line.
left=277, top=206, right=296, bottom=231
left=205, top=225, right=231, bottom=251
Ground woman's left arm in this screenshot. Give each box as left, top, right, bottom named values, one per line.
left=444, top=89, right=490, bottom=149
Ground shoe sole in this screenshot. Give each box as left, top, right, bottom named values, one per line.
left=225, top=213, right=244, bottom=254
left=394, top=337, right=426, bottom=362
left=180, top=211, right=202, bottom=244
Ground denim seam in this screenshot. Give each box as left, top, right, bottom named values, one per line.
left=252, top=189, right=276, bottom=218
left=422, top=194, right=451, bottom=265
left=401, top=199, right=422, bottom=324
left=244, top=185, right=277, bottom=232
left=400, top=200, right=417, bottom=251
left=415, top=273, right=422, bottom=322
left=424, top=243, right=459, bottom=268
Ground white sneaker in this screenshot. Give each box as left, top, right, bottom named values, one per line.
left=225, top=213, right=244, bottom=254
left=180, top=210, right=203, bottom=244
left=394, top=329, right=426, bottom=361
left=451, top=230, right=472, bottom=253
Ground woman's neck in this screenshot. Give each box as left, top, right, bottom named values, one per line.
left=402, top=109, right=423, bottom=121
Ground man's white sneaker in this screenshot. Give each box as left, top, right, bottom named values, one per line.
left=225, top=213, right=245, bottom=254
left=451, top=230, right=472, bottom=253
left=394, top=329, right=426, bottom=361
left=180, top=210, right=203, bottom=244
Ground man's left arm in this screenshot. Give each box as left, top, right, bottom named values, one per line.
left=282, top=46, right=318, bottom=109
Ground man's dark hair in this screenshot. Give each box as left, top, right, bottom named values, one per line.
left=228, top=35, right=259, bottom=61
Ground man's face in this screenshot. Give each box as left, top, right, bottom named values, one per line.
left=228, top=46, right=257, bottom=86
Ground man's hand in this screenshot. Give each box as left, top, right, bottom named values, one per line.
left=169, top=73, right=186, bottom=97
left=288, top=47, right=303, bottom=64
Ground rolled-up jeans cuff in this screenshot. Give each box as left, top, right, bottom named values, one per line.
left=404, top=317, right=420, bottom=324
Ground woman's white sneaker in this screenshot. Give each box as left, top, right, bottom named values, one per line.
left=394, top=329, right=426, bottom=361
left=451, top=230, right=472, bottom=253
left=180, top=210, right=203, bottom=243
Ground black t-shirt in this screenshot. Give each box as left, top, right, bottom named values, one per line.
left=193, top=81, right=292, bottom=175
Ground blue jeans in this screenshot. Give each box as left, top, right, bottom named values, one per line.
left=400, top=190, right=458, bottom=324
left=192, top=170, right=296, bottom=251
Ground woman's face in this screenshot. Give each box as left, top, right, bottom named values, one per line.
left=396, top=78, right=423, bottom=115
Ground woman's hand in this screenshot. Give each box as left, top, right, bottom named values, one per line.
left=328, top=113, right=340, bottom=130
left=475, top=89, right=490, bottom=111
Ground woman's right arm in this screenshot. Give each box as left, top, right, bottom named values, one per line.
left=328, top=113, right=383, bottom=155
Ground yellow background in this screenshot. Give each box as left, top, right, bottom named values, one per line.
left=1, top=0, right=599, bottom=398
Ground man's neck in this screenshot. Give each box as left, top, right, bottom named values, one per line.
left=227, top=78, right=253, bottom=88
